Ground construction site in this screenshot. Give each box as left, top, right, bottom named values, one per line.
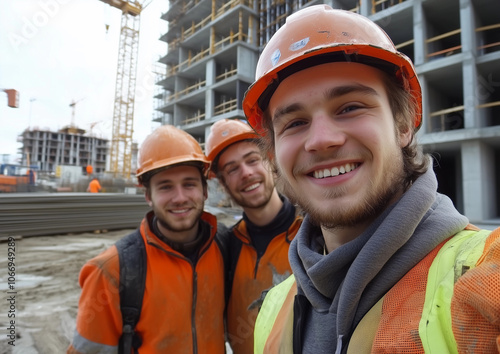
left=1, top=0, right=500, bottom=352
left=1, top=0, right=499, bottom=223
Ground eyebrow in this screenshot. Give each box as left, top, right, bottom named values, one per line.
left=272, top=83, right=379, bottom=124
left=220, top=150, right=261, bottom=172
left=156, top=176, right=200, bottom=185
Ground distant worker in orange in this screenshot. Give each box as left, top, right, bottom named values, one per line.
left=86, top=177, right=101, bottom=193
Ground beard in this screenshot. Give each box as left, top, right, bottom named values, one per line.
left=155, top=205, right=204, bottom=233
left=276, top=152, right=408, bottom=230
left=227, top=179, right=275, bottom=210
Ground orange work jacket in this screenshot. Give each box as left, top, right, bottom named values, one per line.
left=67, top=211, right=226, bottom=354
left=226, top=214, right=302, bottom=354
left=87, top=179, right=101, bottom=193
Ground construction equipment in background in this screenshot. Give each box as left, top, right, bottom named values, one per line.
left=2, top=89, right=19, bottom=108
left=98, top=0, right=151, bottom=179
left=66, top=97, right=86, bottom=134
left=0, top=163, right=37, bottom=193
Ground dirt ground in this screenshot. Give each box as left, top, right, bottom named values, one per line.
left=0, top=210, right=239, bottom=354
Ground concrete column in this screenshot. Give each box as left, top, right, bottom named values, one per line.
left=413, top=0, right=427, bottom=66
left=206, top=58, right=216, bottom=86
left=237, top=46, right=257, bottom=81
left=459, top=0, right=476, bottom=54
left=460, top=0, right=478, bottom=129
left=417, top=74, right=429, bottom=136
left=461, top=140, right=496, bottom=222
left=205, top=59, right=216, bottom=120
left=462, top=59, right=479, bottom=128
left=359, top=0, right=371, bottom=17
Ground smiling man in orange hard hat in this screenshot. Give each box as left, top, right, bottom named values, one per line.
left=205, top=118, right=303, bottom=354
left=68, top=125, right=227, bottom=354
left=243, top=5, right=500, bottom=353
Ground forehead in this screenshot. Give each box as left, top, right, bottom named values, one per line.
left=268, top=62, right=386, bottom=112
left=150, top=165, right=202, bottom=184
left=218, top=140, right=260, bottom=166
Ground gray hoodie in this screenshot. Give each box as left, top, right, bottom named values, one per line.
left=288, top=163, right=469, bottom=353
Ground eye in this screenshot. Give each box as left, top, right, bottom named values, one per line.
left=339, top=104, right=362, bottom=114
left=225, top=165, right=239, bottom=175
left=247, top=156, right=261, bottom=165
left=287, top=120, right=307, bottom=129
left=278, top=119, right=308, bottom=135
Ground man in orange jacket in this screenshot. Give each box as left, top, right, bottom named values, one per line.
left=205, top=119, right=302, bottom=354
left=86, top=177, right=101, bottom=193
left=244, top=5, right=500, bottom=353
left=67, top=125, right=227, bottom=353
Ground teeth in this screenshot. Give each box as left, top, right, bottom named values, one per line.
left=172, top=209, right=189, bottom=214
left=313, top=163, right=358, bottom=179
left=244, top=183, right=260, bottom=192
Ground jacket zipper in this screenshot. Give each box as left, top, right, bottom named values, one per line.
left=192, top=266, right=198, bottom=354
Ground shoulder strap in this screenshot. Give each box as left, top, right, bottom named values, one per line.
left=115, top=229, right=147, bottom=354
left=215, top=223, right=243, bottom=305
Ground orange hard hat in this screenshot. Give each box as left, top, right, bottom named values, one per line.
left=205, top=119, right=258, bottom=174
left=243, top=5, right=422, bottom=135
left=136, top=125, right=210, bottom=183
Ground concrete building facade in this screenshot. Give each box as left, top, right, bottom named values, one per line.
left=155, top=0, right=500, bottom=225
left=19, top=127, right=109, bottom=174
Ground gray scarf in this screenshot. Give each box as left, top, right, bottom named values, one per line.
left=289, top=163, right=469, bottom=353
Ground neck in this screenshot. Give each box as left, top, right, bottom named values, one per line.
left=321, top=190, right=406, bottom=253
left=321, top=220, right=372, bottom=253
left=243, top=189, right=283, bottom=227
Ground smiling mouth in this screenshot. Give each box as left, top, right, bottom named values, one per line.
left=312, top=163, right=359, bottom=179
left=171, top=208, right=190, bottom=214
left=243, top=182, right=260, bottom=192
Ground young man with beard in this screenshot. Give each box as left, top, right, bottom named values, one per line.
left=205, top=119, right=303, bottom=354
left=243, top=5, right=500, bottom=353
left=67, top=125, right=226, bottom=354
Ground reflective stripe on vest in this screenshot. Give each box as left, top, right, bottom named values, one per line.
left=254, top=274, right=296, bottom=354
left=419, top=228, right=490, bottom=353
left=255, top=228, right=492, bottom=353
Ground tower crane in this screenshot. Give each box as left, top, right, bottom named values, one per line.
left=99, top=0, right=151, bottom=178
left=69, top=97, right=86, bottom=128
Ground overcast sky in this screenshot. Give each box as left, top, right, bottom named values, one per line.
left=0, top=0, right=167, bottom=163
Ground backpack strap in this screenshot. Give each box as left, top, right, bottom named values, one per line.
left=214, top=221, right=243, bottom=310
left=115, top=229, right=147, bottom=354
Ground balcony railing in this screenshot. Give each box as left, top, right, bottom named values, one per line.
left=214, top=98, right=237, bottom=116
left=181, top=110, right=206, bottom=125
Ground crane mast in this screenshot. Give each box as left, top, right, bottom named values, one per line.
left=99, top=0, right=143, bottom=178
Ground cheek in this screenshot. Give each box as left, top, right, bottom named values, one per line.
left=192, top=190, right=207, bottom=202
left=275, top=139, right=295, bottom=176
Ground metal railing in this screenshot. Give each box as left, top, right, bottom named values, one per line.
left=0, top=193, right=150, bottom=237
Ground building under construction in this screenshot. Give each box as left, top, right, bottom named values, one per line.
left=154, top=0, right=500, bottom=225
left=19, top=127, right=109, bottom=174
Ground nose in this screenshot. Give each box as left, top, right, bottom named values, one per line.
left=171, top=185, right=189, bottom=204
left=304, top=113, right=345, bottom=152
left=239, top=161, right=254, bottom=179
